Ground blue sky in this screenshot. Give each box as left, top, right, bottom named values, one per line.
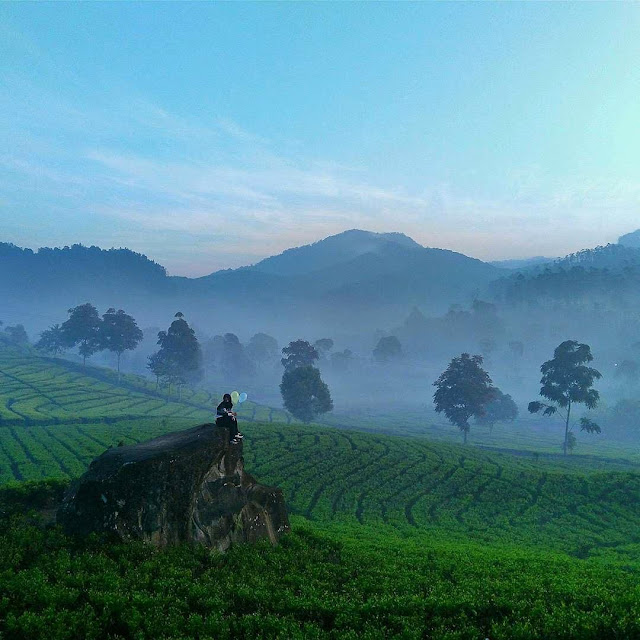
left=1, top=2, right=639, bottom=275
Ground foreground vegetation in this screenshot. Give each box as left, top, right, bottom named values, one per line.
left=3, top=347, right=640, bottom=637
left=2, top=483, right=640, bottom=640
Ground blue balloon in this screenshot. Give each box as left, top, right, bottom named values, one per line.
left=239, top=392, right=248, bottom=403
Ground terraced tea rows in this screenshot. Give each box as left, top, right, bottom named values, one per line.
left=0, top=418, right=196, bottom=483
left=0, top=349, right=290, bottom=425
left=244, top=424, right=640, bottom=559
left=2, top=417, right=640, bottom=561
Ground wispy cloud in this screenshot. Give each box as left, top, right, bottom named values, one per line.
left=2, top=54, right=640, bottom=275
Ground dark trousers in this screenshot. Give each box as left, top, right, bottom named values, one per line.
left=216, top=414, right=238, bottom=440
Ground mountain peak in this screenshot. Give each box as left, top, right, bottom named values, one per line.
left=252, top=229, right=423, bottom=277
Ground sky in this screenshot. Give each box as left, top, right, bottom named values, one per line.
left=1, top=2, right=640, bottom=276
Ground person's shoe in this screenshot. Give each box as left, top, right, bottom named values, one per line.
left=230, top=438, right=238, bottom=444
left=236, top=433, right=244, bottom=439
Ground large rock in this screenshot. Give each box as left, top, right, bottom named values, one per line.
left=57, top=424, right=289, bottom=550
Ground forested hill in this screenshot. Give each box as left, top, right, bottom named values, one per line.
left=0, top=243, right=167, bottom=280
left=490, top=243, right=640, bottom=307
left=1, top=231, right=501, bottom=336
left=0, top=242, right=169, bottom=298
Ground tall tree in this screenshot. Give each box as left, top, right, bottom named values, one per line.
left=331, top=348, right=353, bottom=373
left=528, top=340, right=602, bottom=455
left=4, top=324, right=29, bottom=345
left=433, top=353, right=494, bottom=444
left=475, top=388, right=518, bottom=434
left=203, top=334, right=225, bottom=376
left=147, top=351, right=169, bottom=392
left=100, top=308, right=144, bottom=381
left=373, top=336, right=402, bottom=363
left=281, top=340, right=319, bottom=372
left=280, top=365, right=333, bottom=423
left=61, top=303, right=101, bottom=366
left=155, top=312, right=202, bottom=400
left=246, top=333, right=279, bottom=367
left=221, top=333, right=256, bottom=379
left=35, top=324, right=66, bottom=356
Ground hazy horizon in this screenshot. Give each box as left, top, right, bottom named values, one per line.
left=0, top=227, right=565, bottom=278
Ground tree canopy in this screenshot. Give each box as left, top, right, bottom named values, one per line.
left=281, top=340, right=319, bottom=372
left=100, top=308, right=143, bottom=380
left=153, top=313, right=202, bottom=399
left=35, top=324, right=65, bottom=356
left=528, top=340, right=602, bottom=455
left=433, top=353, right=494, bottom=444
left=220, top=333, right=256, bottom=379
left=280, top=365, right=333, bottom=423
left=475, top=388, right=518, bottom=434
left=246, top=333, right=278, bottom=366
left=373, top=336, right=402, bottom=364
left=61, top=303, right=101, bottom=366
left=313, top=338, right=334, bottom=358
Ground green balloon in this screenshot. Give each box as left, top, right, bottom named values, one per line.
left=231, top=391, right=240, bottom=404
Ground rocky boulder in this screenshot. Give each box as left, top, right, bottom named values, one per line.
left=57, top=423, right=289, bottom=550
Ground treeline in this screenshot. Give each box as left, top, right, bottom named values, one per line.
left=32, top=305, right=335, bottom=422
left=34, top=305, right=204, bottom=399
left=490, top=245, right=640, bottom=308
left=0, top=242, right=167, bottom=283
left=433, top=340, right=602, bottom=455
left=36, top=303, right=143, bottom=376
left=201, top=334, right=355, bottom=379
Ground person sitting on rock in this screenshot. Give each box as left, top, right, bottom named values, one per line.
left=216, top=393, right=243, bottom=443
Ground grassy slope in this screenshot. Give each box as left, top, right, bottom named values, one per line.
left=3, top=348, right=640, bottom=637
left=2, top=347, right=640, bottom=561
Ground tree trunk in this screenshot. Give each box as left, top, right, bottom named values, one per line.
left=117, top=352, right=121, bottom=383
left=155, top=376, right=159, bottom=392
left=463, top=428, right=468, bottom=445
left=563, top=401, right=571, bottom=456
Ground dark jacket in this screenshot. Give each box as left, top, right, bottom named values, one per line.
left=216, top=400, right=233, bottom=417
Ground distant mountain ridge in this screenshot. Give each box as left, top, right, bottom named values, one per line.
left=554, top=243, right=640, bottom=270
left=490, top=256, right=555, bottom=270
left=490, top=242, right=640, bottom=308
left=0, top=242, right=167, bottom=284
left=1, top=230, right=502, bottom=336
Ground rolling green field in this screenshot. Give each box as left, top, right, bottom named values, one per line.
left=0, top=348, right=291, bottom=427
left=2, top=346, right=640, bottom=638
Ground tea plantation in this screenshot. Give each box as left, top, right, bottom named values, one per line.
left=2, top=347, right=640, bottom=638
